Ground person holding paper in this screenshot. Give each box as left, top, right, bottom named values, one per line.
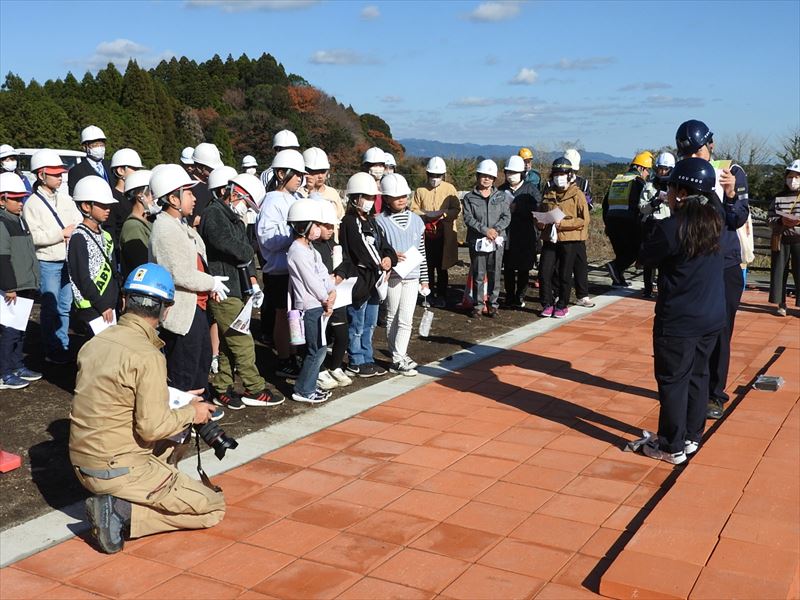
left=0, top=172, right=41, bottom=389
left=461, top=160, right=510, bottom=318
left=768, top=159, right=800, bottom=316
left=66, top=176, right=121, bottom=334
left=199, top=173, right=282, bottom=411
left=376, top=174, right=428, bottom=376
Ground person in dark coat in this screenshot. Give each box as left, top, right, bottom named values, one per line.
left=68, top=125, right=114, bottom=196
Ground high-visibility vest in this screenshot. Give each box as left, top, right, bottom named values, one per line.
left=606, top=173, right=637, bottom=212
left=74, top=229, right=114, bottom=309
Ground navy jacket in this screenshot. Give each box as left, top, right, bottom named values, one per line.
left=717, top=164, right=750, bottom=269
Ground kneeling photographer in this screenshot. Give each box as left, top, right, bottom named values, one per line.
left=69, top=263, right=226, bottom=554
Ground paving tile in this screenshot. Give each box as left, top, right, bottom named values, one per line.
left=744, top=456, right=799, bottom=500
left=136, top=573, right=243, bottom=599
left=445, top=500, right=530, bottom=536
left=363, top=462, right=437, bottom=487
left=188, top=543, right=294, bottom=588
left=579, top=458, right=653, bottom=483
left=415, top=469, right=495, bottom=499
left=373, top=424, right=441, bottom=445
left=347, top=510, right=437, bottom=546
left=479, top=538, right=573, bottom=580
left=689, top=566, right=794, bottom=600
left=359, top=405, right=419, bottom=422
left=551, top=552, right=609, bottom=590
left=28, top=584, right=107, bottom=599
left=337, top=577, right=433, bottom=600
left=474, top=480, right=554, bottom=511
left=0, top=567, right=60, bottom=599
left=733, top=490, right=800, bottom=523
left=67, top=554, right=180, bottom=598
left=305, top=532, right=400, bottom=574
left=622, top=484, right=660, bottom=508
left=401, top=412, right=464, bottom=431
left=599, top=549, right=702, bottom=600
left=328, top=479, right=408, bottom=509
left=625, top=522, right=719, bottom=566
left=445, top=418, right=512, bottom=438
left=202, top=505, right=281, bottom=540
left=13, top=537, right=112, bottom=581
left=129, top=529, right=234, bottom=569
left=265, top=442, right=338, bottom=467
left=472, top=439, right=540, bottom=462
left=300, top=429, right=365, bottom=451
left=208, top=474, right=268, bottom=505
left=441, top=563, right=545, bottom=600
left=602, top=504, right=642, bottom=531
left=409, top=522, right=501, bottom=561
left=344, top=437, right=415, bottom=460
left=526, top=449, right=596, bottom=473
left=273, top=468, right=352, bottom=496
left=501, top=463, right=577, bottom=491
left=424, top=431, right=490, bottom=453
left=329, top=417, right=392, bottom=437
left=494, top=426, right=562, bottom=448
left=534, top=582, right=605, bottom=599
left=290, top=499, right=375, bottom=530
left=244, top=518, right=339, bottom=555
left=392, top=445, right=465, bottom=469
left=385, top=490, right=468, bottom=521
left=579, top=527, right=623, bottom=559
left=691, top=433, right=770, bottom=472
left=509, top=513, right=598, bottom=551
left=369, top=548, right=469, bottom=594
left=235, top=486, right=318, bottom=516
left=720, top=512, right=800, bottom=553
left=224, top=458, right=300, bottom=486
left=537, top=493, right=619, bottom=526
left=448, top=454, right=520, bottom=478
left=252, top=559, right=362, bottom=599
left=544, top=435, right=612, bottom=457
left=311, top=452, right=383, bottom=477
left=706, top=538, right=800, bottom=585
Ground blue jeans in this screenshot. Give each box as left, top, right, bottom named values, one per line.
left=347, top=295, right=380, bottom=366
left=295, top=307, right=326, bottom=397
left=39, top=260, right=72, bottom=357
left=0, top=326, right=25, bottom=378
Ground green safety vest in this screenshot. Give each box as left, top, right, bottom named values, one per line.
left=75, top=230, right=115, bottom=309
left=606, top=173, right=637, bottom=212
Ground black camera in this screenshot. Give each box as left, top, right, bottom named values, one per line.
left=194, top=420, right=238, bottom=460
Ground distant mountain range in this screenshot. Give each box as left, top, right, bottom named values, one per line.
left=399, top=138, right=629, bottom=165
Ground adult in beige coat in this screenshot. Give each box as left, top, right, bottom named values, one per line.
left=411, top=156, right=460, bottom=307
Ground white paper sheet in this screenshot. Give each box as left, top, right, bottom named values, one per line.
left=0, top=295, right=34, bottom=331
left=474, top=236, right=503, bottom=253
left=229, top=297, right=254, bottom=334
left=532, top=207, right=566, bottom=225
left=375, top=273, right=389, bottom=301
left=393, top=245, right=424, bottom=279
left=89, top=312, right=117, bottom=335
left=333, top=277, right=357, bottom=309
left=320, top=313, right=330, bottom=346
left=168, top=386, right=194, bottom=409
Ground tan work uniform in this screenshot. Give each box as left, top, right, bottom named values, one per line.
left=69, top=313, right=225, bottom=539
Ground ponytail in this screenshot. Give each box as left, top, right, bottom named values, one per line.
left=675, top=193, right=721, bottom=259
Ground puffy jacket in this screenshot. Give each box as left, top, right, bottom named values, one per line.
left=540, top=185, right=589, bottom=242
left=199, top=198, right=257, bottom=299
left=0, top=210, right=39, bottom=291
left=461, top=187, right=511, bottom=244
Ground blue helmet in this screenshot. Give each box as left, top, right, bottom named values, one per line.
left=675, top=120, right=713, bottom=157
left=669, top=158, right=717, bottom=194
left=551, top=156, right=573, bottom=173
left=123, top=263, right=175, bottom=304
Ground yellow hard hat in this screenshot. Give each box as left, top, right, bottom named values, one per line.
left=632, top=151, right=654, bottom=169
left=518, top=147, right=533, bottom=160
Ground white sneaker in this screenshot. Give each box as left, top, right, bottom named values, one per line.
left=316, top=370, right=339, bottom=390
left=330, top=368, right=353, bottom=386
left=574, top=297, right=595, bottom=308
left=403, top=357, right=418, bottom=370
left=292, top=389, right=331, bottom=404
left=684, top=440, right=699, bottom=455
left=643, top=443, right=687, bottom=465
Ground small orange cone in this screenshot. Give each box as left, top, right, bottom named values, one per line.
left=0, top=450, right=22, bottom=473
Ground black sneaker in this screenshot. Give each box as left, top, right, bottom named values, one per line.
left=276, top=359, right=301, bottom=379
left=213, top=387, right=245, bottom=410
left=356, top=363, right=379, bottom=378
left=606, top=262, right=626, bottom=287
left=371, top=363, right=387, bottom=376
left=345, top=363, right=360, bottom=376
left=85, top=494, right=130, bottom=554
left=242, top=388, right=285, bottom=407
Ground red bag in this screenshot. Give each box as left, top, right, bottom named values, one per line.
left=425, top=220, right=443, bottom=240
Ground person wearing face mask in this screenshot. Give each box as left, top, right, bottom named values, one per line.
left=0, top=144, right=32, bottom=197
left=411, top=157, right=460, bottom=308
left=362, top=147, right=386, bottom=213
left=462, top=160, right=511, bottom=318
left=257, top=149, right=307, bottom=379
left=518, top=148, right=542, bottom=190
left=287, top=199, right=337, bottom=403
left=340, top=173, right=397, bottom=377
left=148, top=165, right=230, bottom=418
left=768, top=159, right=800, bottom=317
left=537, top=157, right=590, bottom=319
left=189, top=143, right=224, bottom=227
left=603, top=151, right=653, bottom=287
left=24, top=150, right=82, bottom=364
left=384, top=152, right=397, bottom=175
left=108, top=149, right=144, bottom=258
left=119, top=170, right=158, bottom=279
left=500, top=155, right=541, bottom=309
left=259, top=129, right=301, bottom=190
left=301, top=148, right=345, bottom=229
left=68, top=126, right=114, bottom=196
left=638, top=152, right=675, bottom=298
left=241, top=155, right=258, bottom=177
left=199, top=173, right=281, bottom=411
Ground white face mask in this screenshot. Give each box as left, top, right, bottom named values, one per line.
left=87, top=146, right=105, bottom=161
left=506, top=173, right=521, bottom=186
left=368, top=166, right=384, bottom=180
left=232, top=200, right=248, bottom=218
left=553, top=175, right=569, bottom=189
left=787, top=176, right=800, bottom=191
left=245, top=167, right=257, bottom=176
left=145, top=200, right=162, bottom=216
left=2, top=160, right=17, bottom=172
left=359, top=198, right=375, bottom=213
left=428, top=176, right=442, bottom=188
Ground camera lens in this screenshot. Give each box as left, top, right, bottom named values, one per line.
left=195, top=421, right=238, bottom=460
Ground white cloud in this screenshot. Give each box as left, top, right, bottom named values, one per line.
left=509, top=67, right=538, bottom=85
left=536, top=56, right=616, bottom=71
left=645, top=95, right=704, bottom=108
left=309, top=49, right=380, bottom=65
left=467, top=1, right=521, bottom=22
left=74, top=39, right=175, bottom=71
left=360, top=4, right=380, bottom=19
left=448, top=96, right=536, bottom=108
left=185, top=0, right=319, bottom=11
left=619, top=81, right=672, bottom=92
left=381, top=95, right=403, bottom=103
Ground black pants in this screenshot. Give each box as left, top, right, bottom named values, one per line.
left=326, top=306, right=348, bottom=371
left=539, top=241, right=580, bottom=309
left=504, top=264, right=529, bottom=303
left=426, top=236, right=448, bottom=297
left=162, top=305, right=212, bottom=396
left=709, top=266, right=744, bottom=403
left=605, top=217, right=640, bottom=273
left=260, top=272, right=288, bottom=340
left=550, top=242, right=589, bottom=301
left=643, top=266, right=657, bottom=294
left=769, top=240, right=800, bottom=307
left=654, top=330, right=718, bottom=453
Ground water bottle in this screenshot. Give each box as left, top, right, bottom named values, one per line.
left=288, top=310, right=305, bottom=345
left=237, top=262, right=254, bottom=296
left=418, top=299, right=434, bottom=338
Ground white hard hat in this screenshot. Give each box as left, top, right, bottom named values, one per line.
left=318, top=201, right=340, bottom=225
left=241, top=155, right=258, bottom=169
left=110, top=148, right=144, bottom=169
left=271, top=149, right=306, bottom=174
left=345, top=172, right=379, bottom=196
left=426, top=156, right=446, bottom=174
left=208, top=166, right=238, bottom=191
left=504, top=155, right=525, bottom=172
left=380, top=173, right=411, bottom=197
left=564, top=148, right=581, bottom=171
left=363, top=147, right=386, bottom=165
left=786, top=159, right=800, bottom=174
left=192, top=143, right=223, bottom=169
left=180, top=147, right=195, bottom=165
left=0, top=172, right=27, bottom=194
left=287, top=198, right=323, bottom=223
left=80, top=125, right=106, bottom=144
left=231, top=173, right=266, bottom=206
left=0, top=144, right=16, bottom=159
left=384, top=152, right=397, bottom=167
left=656, top=152, right=676, bottom=169
left=302, top=147, right=330, bottom=171
left=150, top=164, right=199, bottom=199
left=124, top=169, right=152, bottom=194
left=30, top=149, right=67, bottom=173
left=73, top=175, right=117, bottom=205
left=476, top=159, right=498, bottom=178
left=272, top=129, right=299, bottom=149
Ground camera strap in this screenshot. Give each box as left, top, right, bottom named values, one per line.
left=194, top=433, right=222, bottom=492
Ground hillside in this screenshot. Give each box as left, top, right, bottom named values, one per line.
left=400, top=138, right=629, bottom=165
left=0, top=53, right=403, bottom=173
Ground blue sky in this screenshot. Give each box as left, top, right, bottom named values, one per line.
left=1, top=0, right=798, bottom=157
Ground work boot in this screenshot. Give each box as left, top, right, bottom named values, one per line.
left=706, top=398, right=724, bottom=420
left=85, top=494, right=131, bottom=554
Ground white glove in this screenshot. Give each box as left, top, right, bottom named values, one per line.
left=251, top=282, right=264, bottom=309
left=212, top=276, right=230, bottom=302
left=419, top=285, right=431, bottom=297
